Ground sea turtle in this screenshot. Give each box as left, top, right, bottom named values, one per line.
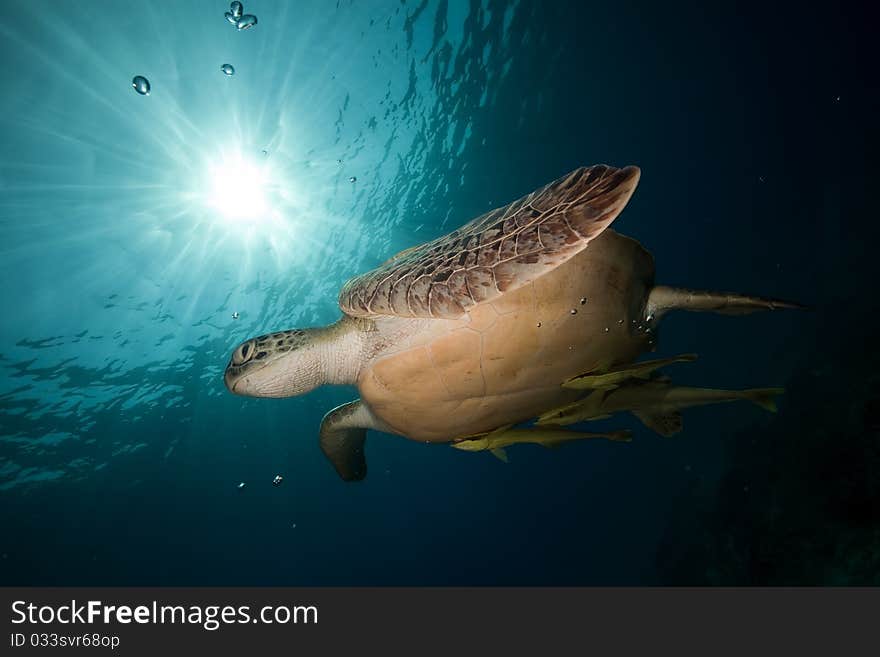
left=224, top=164, right=799, bottom=481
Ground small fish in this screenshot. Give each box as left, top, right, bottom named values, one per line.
left=562, top=353, right=697, bottom=390
left=538, top=379, right=784, bottom=437
left=452, top=425, right=631, bottom=462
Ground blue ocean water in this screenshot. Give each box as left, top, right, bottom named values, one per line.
left=0, top=0, right=875, bottom=585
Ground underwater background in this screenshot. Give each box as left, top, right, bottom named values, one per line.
left=0, top=0, right=876, bottom=585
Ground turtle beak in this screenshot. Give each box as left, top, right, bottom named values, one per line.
left=224, top=367, right=240, bottom=394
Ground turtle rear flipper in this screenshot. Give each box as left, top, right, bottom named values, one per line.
left=647, top=286, right=806, bottom=320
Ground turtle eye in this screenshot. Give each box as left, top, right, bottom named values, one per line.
left=232, top=340, right=254, bottom=365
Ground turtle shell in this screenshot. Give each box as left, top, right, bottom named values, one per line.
left=339, top=164, right=640, bottom=319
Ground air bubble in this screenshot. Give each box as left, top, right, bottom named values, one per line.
left=570, top=308, right=577, bottom=315
left=580, top=297, right=587, bottom=305
left=224, top=11, right=237, bottom=24
left=230, top=1, right=243, bottom=19
left=232, top=311, right=240, bottom=320
left=272, top=474, right=283, bottom=486
left=236, top=14, right=258, bottom=30
left=349, top=176, right=357, bottom=183
left=237, top=482, right=245, bottom=490
left=536, top=322, right=542, bottom=328
left=221, top=63, right=235, bottom=76
left=131, top=75, right=150, bottom=95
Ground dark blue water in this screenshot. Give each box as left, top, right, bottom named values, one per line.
left=0, top=0, right=876, bottom=585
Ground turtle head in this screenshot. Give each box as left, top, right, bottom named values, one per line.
left=224, top=329, right=324, bottom=398
left=224, top=320, right=361, bottom=398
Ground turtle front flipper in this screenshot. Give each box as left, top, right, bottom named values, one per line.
left=319, top=400, right=389, bottom=482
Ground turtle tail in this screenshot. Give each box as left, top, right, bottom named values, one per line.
left=646, top=286, right=806, bottom=320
